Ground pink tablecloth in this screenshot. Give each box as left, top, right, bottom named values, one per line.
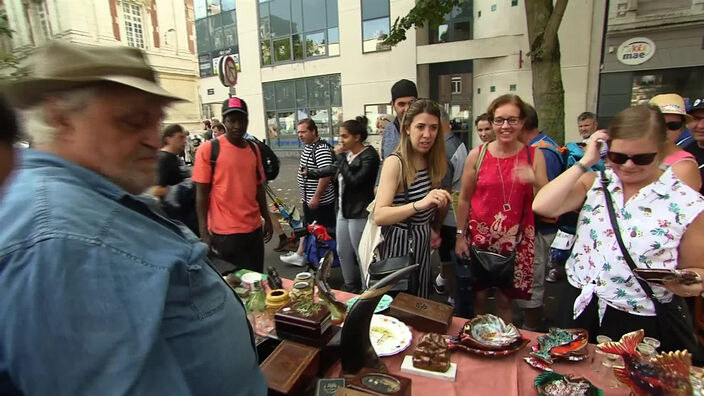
left=273, top=279, right=629, bottom=395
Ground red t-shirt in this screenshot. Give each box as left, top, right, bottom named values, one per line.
left=192, top=136, right=265, bottom=234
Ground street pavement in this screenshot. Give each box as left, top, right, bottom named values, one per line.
left=262, top=156, right=568, bottom=329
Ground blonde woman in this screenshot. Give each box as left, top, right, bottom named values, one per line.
left=375, top=99, right=452, bottom=298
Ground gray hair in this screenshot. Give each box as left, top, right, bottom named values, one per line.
left=21, top=87, right=97, bottom=145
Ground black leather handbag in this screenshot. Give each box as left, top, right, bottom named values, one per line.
left=601, top=171, right=702, bottom=360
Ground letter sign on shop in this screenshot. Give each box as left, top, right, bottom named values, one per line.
left=617, top=37, right=656, bottom=65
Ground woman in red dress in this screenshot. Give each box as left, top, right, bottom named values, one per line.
left=455, top=94, right=548, bottom=323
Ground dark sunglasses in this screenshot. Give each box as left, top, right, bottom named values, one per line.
left=666, top=120, right=683, bottom=130
left=606, top=151, right=658, bottom=165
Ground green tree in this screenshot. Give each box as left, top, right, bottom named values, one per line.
left=384, top=0, right=569, bottom=144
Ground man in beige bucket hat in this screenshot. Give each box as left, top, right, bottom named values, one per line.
left=0, top=41, right=267, bottom=395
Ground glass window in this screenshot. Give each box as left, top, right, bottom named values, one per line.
left=364, top=104, right=393, bottom=135
left=259, top=2, right=270, bottom=40
left=330, top=74, right=341, bottom=106
left=292, top=34, right=304, bottom=60
left=207, top=0, right=221, bottom=16
left=291, top=0, right=303, bottom=33
left=275, top=80, right=296, bottom=109
left=261, top=40, right=272, bottom=65
left=270, top=0, right=291, bottom=38
left=429, top=0, right=472, bottom=44
left=327, top=27, right=339, bottom=57
left=123, top=3, right=145, bottom=49
left=273, top=37, right=292, bottom=62
left=330, top=107, right=343, bottom=139
left=278, top=111, right=296, bottom=135
left=361, top=0, right=390, bottom=53
left=295, top=79, right=307, bottom=106
left=263, top=83, right=276, bottom=109
left=266, top=112, right=278, bottom=139
left=361, top=0, right=389, bottom=20
left=437, top=24, right=448, bottom=42
left=196, top=19, right=211, bottom=53
left=310, top=108, right=330, bottom=136
left=451, top=77, right=462, bottom=94
left=210, top=15, right=224, bottom=50
left=302, top=0, right=326, bottom=32
left=452, top=21, right=471, bottom=41
left=305, top=31, right=326, bottom=57
left=195, top=0, right=208, bottom=20
left=326, top=0, right=338, bottom=28
left=307, top=76, right=330, bottom=108
left=222, top=0, right=235, bottom=11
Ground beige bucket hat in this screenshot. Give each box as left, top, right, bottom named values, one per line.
left=649, top=93, right=694, bottom=123
left=3, top=40, right=185, bottom=108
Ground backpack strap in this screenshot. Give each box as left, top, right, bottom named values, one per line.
left=210, top=138, right=220, bottom=186
left=247, top=140, right=262, bottom=182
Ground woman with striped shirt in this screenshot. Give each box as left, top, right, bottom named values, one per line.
left=374, top=99, right=451, bottom=298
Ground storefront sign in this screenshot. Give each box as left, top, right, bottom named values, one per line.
left=617, top=37, right=656, bottom=65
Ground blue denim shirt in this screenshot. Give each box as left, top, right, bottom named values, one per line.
left=0, top=150, right=266, bottom=396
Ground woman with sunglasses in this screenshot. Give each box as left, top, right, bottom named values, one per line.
left=533, top=104, right=704, bottom=350
left=455, top=94, right=548, bottom=323
left=650, top=94, right=702, bottom=192
left=375, top=99, right=452, bottom=298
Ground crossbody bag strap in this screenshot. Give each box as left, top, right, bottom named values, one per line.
left=600, top=171, right=657, bottom=301
left=390, top=154, right=414, bottom=256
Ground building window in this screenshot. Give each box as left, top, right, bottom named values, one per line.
left=478, top=10, right=481, bottom=17
left=477, top=88, right=481, bottom=94
left=430, top=0, right=472, bottom=44
left=509, top=84, right=516, bottom=91
left=37, top=1, right=52, bottom=38
left=490, top=85, right=495, bottom=92
left=511, top=0, right=518, bottom=6
left=451, top=76, right=462, bottom=94
left=194, top=0, right=240, bottom=77
left=361, top=0, right=390, bottom=53
left=258, top=0, right=339, bottom=66
left=263, top=74, right=342, bottom=148
left=491, top=4, right=497, bottom=12
left=364, top=104, right=393, bottom=135
left=123, top=2, right=145, bottom=49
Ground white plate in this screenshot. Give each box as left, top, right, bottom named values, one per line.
left=369, top=314, right=413, bottom=357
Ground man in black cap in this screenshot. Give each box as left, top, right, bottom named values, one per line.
left=684, top=97, right=704, bottom=194
left=380, top=79, right=418, bottom=160
left=193, top=96, right=273, bottom=272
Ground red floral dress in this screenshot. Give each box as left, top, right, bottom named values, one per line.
left=468, top=146, right=536, bottom=299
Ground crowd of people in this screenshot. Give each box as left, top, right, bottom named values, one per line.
left=2, top=40, right=704, bottom=394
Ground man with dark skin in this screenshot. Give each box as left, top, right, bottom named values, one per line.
left=193, top=97, right=273, bottom=272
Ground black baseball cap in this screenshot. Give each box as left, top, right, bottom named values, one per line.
left=221, top=96, right=248, bottom=117
left=688, top=97, right=704, bottom=114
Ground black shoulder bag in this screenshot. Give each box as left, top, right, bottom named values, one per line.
left=601, top=171, right=702, bottom=358
left=367, top=154, right=415, bottom=292
left=469, top=145, right=531, bottom=289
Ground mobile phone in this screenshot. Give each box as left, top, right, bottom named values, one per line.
left=597, top=139, right=608, bottom=159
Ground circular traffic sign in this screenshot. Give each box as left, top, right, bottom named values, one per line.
left=218, top=55, right=238, bottom=87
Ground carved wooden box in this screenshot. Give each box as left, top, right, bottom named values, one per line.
left=260, top=340, right=320, bottom=395
left=387, top=292, right=453, bottom=333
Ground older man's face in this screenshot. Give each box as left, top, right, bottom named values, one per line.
left=59, top=85, right=166, bottom=194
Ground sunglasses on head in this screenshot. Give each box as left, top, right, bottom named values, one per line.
left=606, top=151, right=658, bottom=165
left=666, top=120, right=683, bottom=130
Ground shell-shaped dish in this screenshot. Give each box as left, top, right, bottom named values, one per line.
left=461, top=314, right=522, bottom=350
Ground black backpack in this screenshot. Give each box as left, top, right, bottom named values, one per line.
left=210, top=136, right=280, bottom=181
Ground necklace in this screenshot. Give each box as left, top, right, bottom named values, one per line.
left=496, top=151, right=518, bottom=212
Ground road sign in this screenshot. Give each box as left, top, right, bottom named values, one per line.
left=218, top=55, right=238, bottom=87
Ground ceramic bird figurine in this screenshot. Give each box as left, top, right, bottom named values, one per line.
left=314, top=250, right=347, bottom=325
left=597, top=329, right=693, bottom=396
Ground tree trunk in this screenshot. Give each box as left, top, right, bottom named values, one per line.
left=525, top=0, right=568, bottom=145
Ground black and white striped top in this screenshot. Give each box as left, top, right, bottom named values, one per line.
left=392, top=169, right=434, bottom=226
left=297, top=140, right=336, bottom=205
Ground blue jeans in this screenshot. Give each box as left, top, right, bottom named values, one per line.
left=336, top=213, right=366, bottom=288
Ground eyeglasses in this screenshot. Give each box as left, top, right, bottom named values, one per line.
left=492, top=117, right=521, bottom=126
left=606, top=151, right=658, bottom=165
left=666, top=121, right=683, bottom=130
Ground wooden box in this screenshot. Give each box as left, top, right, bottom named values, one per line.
left=275, top=302, right=333, bottom=346
left=346, top=368, right=411, bottom=396
left=260, top=340, right=320, bottom=395
left=387, top=292, right=453, bottom=333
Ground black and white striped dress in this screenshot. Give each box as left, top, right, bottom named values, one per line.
left=380, top=169, right=435, bottom=298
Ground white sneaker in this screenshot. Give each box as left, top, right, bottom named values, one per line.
left=280, top=252, right=305, bottom=267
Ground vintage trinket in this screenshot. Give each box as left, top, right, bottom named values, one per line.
left=260, top=340, right=319, bottom=395
left=315, top=251, right=347, bottom=325
left=347, top=368, right=411, bottom=396
left=412, top=333, right=450, bottom=373
left=534, top=372, right=603, bottom=396
left=387, top=292, right=452, bottom=333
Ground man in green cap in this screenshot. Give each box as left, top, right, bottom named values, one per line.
left=0, top=41, right=266, bottom=395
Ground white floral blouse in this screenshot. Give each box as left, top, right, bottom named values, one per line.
left=566, top=167, right=704, bottom=322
